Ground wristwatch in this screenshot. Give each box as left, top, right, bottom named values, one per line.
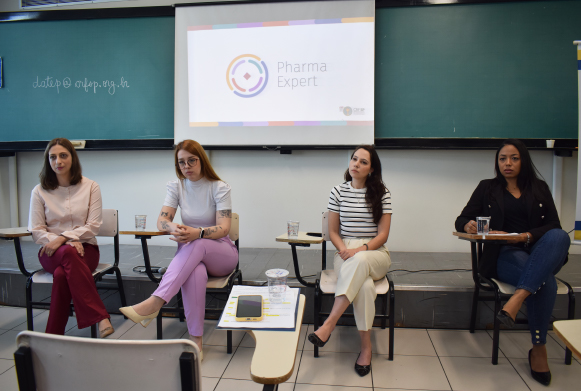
left=199, top=227, right=205, bottom=239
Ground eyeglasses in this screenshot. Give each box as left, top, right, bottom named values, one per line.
left=177, top=157, right=199, bottom=168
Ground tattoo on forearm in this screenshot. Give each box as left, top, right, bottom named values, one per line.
left=161, top=221, right=169, bottom=230
left=161, top=211, right=168, bottom=217
left=205, top=226, right=219, bottom=236
left=219, top=210, right=232, bottom=218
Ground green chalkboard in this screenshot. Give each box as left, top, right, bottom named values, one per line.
left=0, top=16, right=174, bottom=142
left=375, top=1, right=581, bottom=139
left=1, top=1, right=580, bottom=144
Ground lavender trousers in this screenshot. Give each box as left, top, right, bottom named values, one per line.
left=152, top=236, right=238, bottom=336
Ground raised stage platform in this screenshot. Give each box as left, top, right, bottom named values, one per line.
left=1, top=241, right=579, bottom=329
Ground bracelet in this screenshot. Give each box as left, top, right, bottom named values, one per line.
left=364, top=243, right=369, bottom=251
left=525, top=232, right=531, bottom=247
left=199, top=227, right=205, bottom=239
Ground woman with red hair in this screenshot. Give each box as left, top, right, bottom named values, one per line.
left=120, top=140, right=238, bottom=356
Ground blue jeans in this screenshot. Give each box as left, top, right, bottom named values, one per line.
left=496, top=229, right=570, bottom=345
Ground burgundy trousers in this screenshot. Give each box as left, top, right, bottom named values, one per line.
left=38, top=243, right=109, bottom=335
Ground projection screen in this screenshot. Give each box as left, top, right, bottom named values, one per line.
left=175, top=0, right=375, bottom=146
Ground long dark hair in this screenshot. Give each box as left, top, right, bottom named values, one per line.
left=40, top=138, right=83, bottom=190
left=344, top=145, right=388, bottom=224
left=492, top=139, right=548, bottom=201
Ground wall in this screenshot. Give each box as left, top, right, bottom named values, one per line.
left=10, top=149, right=580, bottom=254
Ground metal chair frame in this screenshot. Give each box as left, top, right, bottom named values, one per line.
left=468, top=240, right=575, bottom=365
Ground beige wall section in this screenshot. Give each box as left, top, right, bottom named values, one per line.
left=13, top=149, right=580, bottom=253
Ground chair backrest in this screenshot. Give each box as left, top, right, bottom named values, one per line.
left=322, top=211, right=330, bottom=241
left=229, top=212, right=239, bottom=242
left=98, top=209, right=118, bottom=237
left=14, top=331, right=201, bottom=391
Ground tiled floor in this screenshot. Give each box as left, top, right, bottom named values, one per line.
left=0, top=306, right=579, bottom=390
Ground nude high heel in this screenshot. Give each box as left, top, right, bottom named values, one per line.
left=119, top=306, right=159, bottom=328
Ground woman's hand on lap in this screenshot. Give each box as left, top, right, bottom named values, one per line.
left=67, top=241, right=85, bottom=257
left=40, top=236, right=67, bottom=257
left=170, top=225, right=200, bottom=243
left=338, top=248, right=359, bottom=260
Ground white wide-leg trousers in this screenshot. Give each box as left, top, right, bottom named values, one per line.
left=334, top=238, right=391, bottom=331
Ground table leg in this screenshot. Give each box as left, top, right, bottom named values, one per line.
left=321, top=241, right=327, bottom=270
left=139, top=237, right=160, bottom=284
left=13, top=237, right=32, bottom=277
left=290, top=243, right=316, bottom=288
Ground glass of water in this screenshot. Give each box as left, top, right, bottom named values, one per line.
left=476, top=216, right=490, bottom=235
left=287, top=221, right=299, bottom=238
left=135, top=215, right=147, bottom=231
left=265, top=268, right=289, bottom=304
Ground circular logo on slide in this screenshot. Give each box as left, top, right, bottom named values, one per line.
left=226, top=54, right=269, bottom=98
left=343, top=106, right=353, bottom=116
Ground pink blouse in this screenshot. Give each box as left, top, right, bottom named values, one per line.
left=28, top=177, right=102, bottom=246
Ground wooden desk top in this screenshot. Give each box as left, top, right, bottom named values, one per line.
left=0, top=227, right=31, bottom=238
left=553, top=320, right=581, bottom=360
left=248, top=294, right=306, bottom=385
left=275, top=232, right=324, bottom=244
left=119, top=230, right=169, bottom=236
left=453, top=232, right=525, bottom=242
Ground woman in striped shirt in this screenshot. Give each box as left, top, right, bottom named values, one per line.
left=308, top=145, right=392, bottom=377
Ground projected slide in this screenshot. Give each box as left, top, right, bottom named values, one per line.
left=187, top=18, right=374, bottom=127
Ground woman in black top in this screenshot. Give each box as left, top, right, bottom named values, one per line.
left=455, top=139, right=570, bottom=386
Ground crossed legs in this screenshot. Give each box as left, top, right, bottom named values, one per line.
left=39, top=244, right=110, bottom=335
left=129, top=238, right=238, bottom=351
left=497, top=229, right=570, bottom=373
left=312, top=239, right=390, bottom=367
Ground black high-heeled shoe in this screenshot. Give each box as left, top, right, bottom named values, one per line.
left=529, top=349, right=551, bottom=386
left=496, top=310, right=515, bottom=328
left=308, top=332, right=331, bottom=347
left=354, top=353, right=371, bottom=377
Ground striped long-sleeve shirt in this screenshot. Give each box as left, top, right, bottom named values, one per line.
left=327, top=182, right=392, bottom=238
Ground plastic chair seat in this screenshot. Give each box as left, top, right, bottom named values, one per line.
left=32, top=263, right=114, bottom=284
left=320, top=270, right=389, bottom=295
left=207, top=269, right=236, bottom=289
left=490, top=278, right=570, bottom=295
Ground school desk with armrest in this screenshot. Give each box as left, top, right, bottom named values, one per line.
left=553, top=319, right=581, bottom=360
left=247, top=294, right=306, bottom=391
left=0, top=227, right=33, bottom=277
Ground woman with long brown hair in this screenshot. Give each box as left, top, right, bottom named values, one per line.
left=120, top=140, right=238, bottom=356
left=28, top=138, right=113, bottom=337
left=307, top=145, right=392, bottom=377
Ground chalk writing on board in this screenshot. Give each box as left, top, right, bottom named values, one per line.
left=32, top=76, right=130, bottom=95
